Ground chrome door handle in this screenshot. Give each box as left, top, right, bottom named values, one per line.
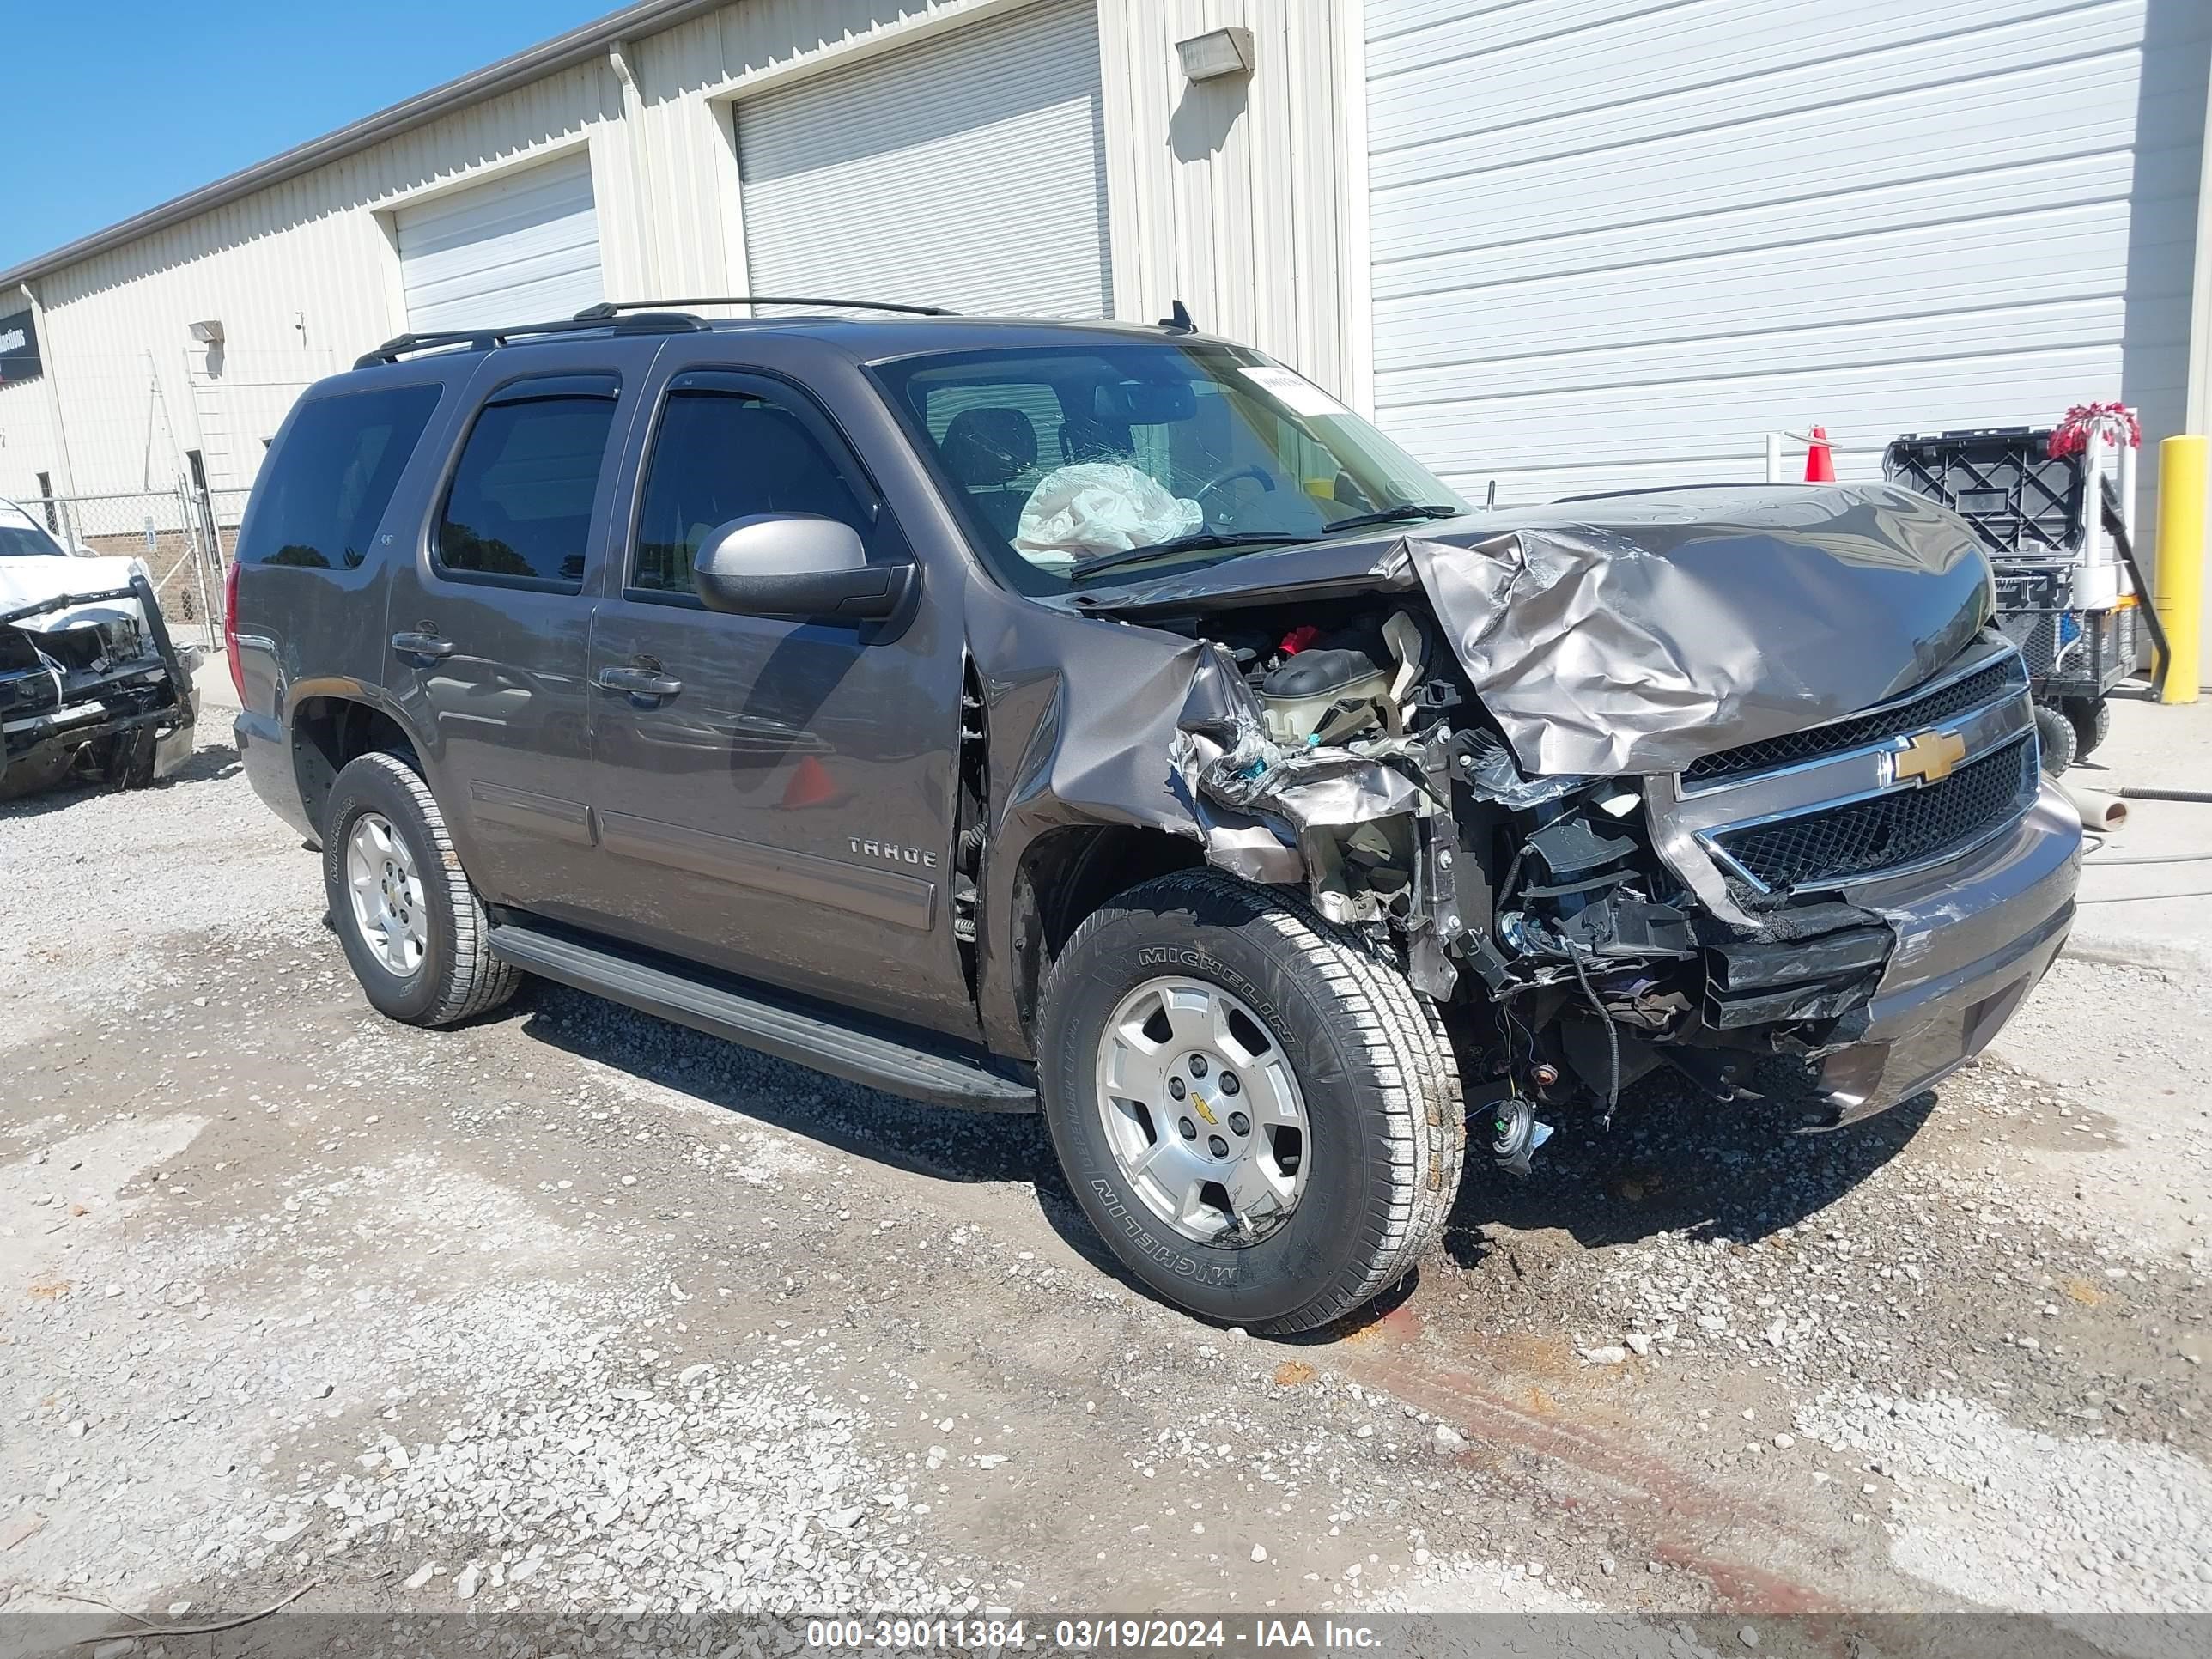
left=390, top=630, right=455, bottom=659
left=596, top=665, right=684, bottom=699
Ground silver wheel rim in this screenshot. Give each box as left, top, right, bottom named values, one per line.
left=343, top=811, right=428, bottom=978
left=1093, top=975, right=1310, bottom=1247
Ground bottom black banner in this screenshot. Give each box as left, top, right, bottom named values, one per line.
left=2, top=1612, right=2205, bottom=1659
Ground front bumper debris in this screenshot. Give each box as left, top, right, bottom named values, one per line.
left=1813, top=779, right=2080, bottom=1122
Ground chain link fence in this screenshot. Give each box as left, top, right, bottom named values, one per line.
left=33, top=484, right=242, bottom=650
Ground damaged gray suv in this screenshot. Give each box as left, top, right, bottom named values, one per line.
left=233, top=301, right=2080, bottom=1333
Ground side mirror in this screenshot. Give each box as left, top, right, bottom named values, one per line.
left=690, top=514, right=915, bottom=623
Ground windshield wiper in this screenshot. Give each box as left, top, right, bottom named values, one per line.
left=1069, top=530, right=1303, bottom=581
left=1320, top=503, right=1462, bottom=534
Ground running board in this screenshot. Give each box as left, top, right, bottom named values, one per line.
left=488, top=922, right=1036, bottom=1113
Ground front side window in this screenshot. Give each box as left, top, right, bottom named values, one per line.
left=630, top=382, right=875, bottom=596
left=437, top=389, right=618, bottom=590
left=870, top=342, right=1462, bottom=594
left=237, top=383, right=443, bottom=569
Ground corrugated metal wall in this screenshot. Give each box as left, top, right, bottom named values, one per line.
left=1364, top=0, right=2211, bottom=507
left=9, top=58, right=624, bottom=499
left=0, top=378, right=58, bottom=499
left=0, top=0, right=1359, bottom=507
left=395, top=149, right=605, bottom=329
left=737, top=0, right=1111, bottom=316
left=9, top=0, right=2200, bottom=523
left=1099, top=0, right=1362, bottom=398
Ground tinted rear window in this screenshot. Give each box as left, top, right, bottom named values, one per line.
left=436, top=394, right=617, bottom=591
left=238, top=384, right=443, bottom=568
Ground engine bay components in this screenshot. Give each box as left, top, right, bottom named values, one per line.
left=1259, top=646, right=1394, bottom=746
left=1144, top=587, right=1923, bottom=1176
left=1481, top=1087, right=1553, bottom=1179
left=1256, top=610, right=1426, bottom=748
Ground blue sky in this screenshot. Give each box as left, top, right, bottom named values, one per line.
left=3, top=0, right=613, bottom=270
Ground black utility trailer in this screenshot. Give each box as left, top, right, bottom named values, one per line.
left=1883, top=424, right=2145, bottom=775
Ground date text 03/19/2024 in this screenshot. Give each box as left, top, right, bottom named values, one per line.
left=804, top=1618, right=1386, bottom=1650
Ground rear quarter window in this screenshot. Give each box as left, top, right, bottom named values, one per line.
left=237, top=384, right=444, bottom=568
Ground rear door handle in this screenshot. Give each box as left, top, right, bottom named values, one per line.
left=596, top=665, right=684, bottom=699
left=391, top=629, right=455, bottom=659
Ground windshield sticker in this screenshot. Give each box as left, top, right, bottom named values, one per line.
left=1241, top=366, right=1352, bottom=421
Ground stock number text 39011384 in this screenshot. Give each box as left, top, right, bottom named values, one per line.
left=805, top=1620, right=1027, bottom=1650
left=805, top=1619, right=1243, bottom=1650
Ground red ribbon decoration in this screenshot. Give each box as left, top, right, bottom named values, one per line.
left=2048, top=403, right=2141, bottom=459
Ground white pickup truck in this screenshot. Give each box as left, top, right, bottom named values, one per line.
left=0, top=496, right=201, bottom=798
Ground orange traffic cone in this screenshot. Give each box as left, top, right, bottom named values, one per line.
left=781, top=753, right=837, bottom=811
left=1804, top=424, right=1836, bottom=483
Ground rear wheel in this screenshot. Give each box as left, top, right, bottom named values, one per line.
left=323, top=750, right=520, bottom=1026
left=2033, top=702, right=2076, bottom=776
left=1037, top=870, right=1463, bottom=1334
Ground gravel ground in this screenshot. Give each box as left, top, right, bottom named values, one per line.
left=3, top=703, right=2210, bottom=1628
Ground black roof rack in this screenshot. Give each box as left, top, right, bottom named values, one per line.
left=353, top=309, right=705, bottom=368
left=574, top=295, right=960, bottom=320
left=353, top=295, right=962, bottom=368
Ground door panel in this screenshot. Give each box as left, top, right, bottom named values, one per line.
left=593, top=811, right=938, bottom=931
left=582, top=368, right=974, bottom=1036
left=382, top=348, right=642, bottom=922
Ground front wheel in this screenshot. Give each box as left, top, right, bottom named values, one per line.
left=1037, top=870, right=1464, bottom=1334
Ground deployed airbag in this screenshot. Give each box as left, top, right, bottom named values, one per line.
left=1013, top=463, right=1201, bottom=571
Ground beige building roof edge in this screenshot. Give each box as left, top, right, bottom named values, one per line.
left=0, top=0, right=722, bottom=295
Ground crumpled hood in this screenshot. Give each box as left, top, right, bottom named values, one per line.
left=1065, top=482, right=1994, bottom=777
left=0, top=554, right=154, bottom=635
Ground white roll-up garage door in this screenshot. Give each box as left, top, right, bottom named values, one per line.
left=395, top=151, right=604, bottom=332
left=1365, top=0, right=2209, bottom=505
left=736, top=0, right=1111, bottom=319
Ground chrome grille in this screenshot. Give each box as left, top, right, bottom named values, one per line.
left=1712, top=737, right=2039, bottom=891
left=1651, top=641, right=2045, bottom=902
left=1682, top=656, right=2026, bottom=787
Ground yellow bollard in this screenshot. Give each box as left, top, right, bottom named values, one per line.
left=2154, top=434, right=2207, bottom=703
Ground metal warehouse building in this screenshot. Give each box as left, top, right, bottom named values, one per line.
left=3, top=0, right=2209, bottom=590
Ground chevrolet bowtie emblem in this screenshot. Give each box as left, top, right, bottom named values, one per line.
left=1893, top=728, right=1966, bottom=787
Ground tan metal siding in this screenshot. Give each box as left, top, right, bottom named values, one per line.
left=0, top=380, right=59, bottom=502
left=7, top=1, right=1361, bottom=495
left=1098, top=0, right=1359, bottom=396
left=28, top=58, right=623, bottom=495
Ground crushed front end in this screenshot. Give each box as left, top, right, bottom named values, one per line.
left=0, top=570, right=201, bottom=798
left=1066, top=481, right=2080, bottom=1162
